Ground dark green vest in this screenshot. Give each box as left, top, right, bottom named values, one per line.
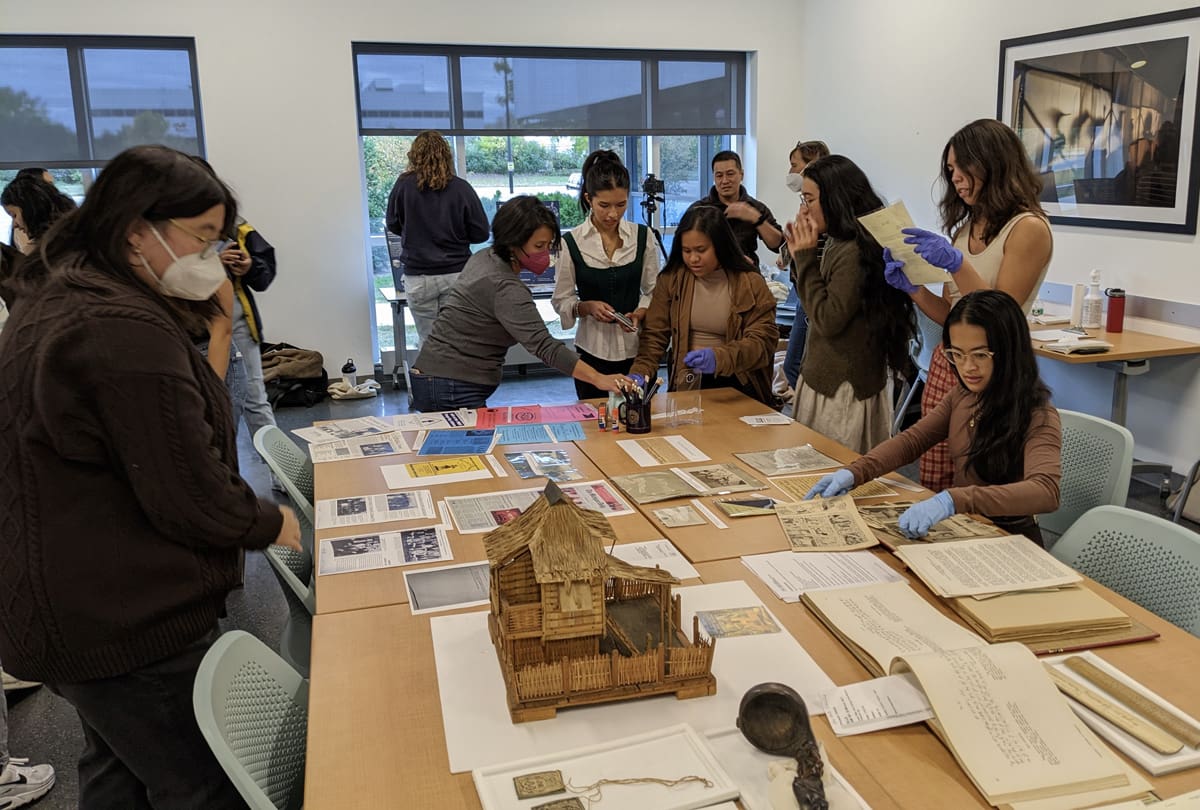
left=563, top=225, right=648, bottom=316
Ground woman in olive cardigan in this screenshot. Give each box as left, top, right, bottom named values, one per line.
left=630, top=204, right=778, bottom=406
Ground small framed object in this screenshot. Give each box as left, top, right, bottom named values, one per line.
left=513, top=769, right=565, bottom=800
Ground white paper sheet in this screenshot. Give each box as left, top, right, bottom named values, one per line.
left=823, top=673, right=934, bottom=736
left=308, top=431, right=410, bottom=463
left=315, top=489, right=436, bottom=529
left=318, top=526, right=453, bottom=575
left=739, top=413, right=793, bottom=427
left=740, top=551, right=905, bottom=602
left=391, top=410, right=476, bottom=430
left=403, top=561, right=491, bottom=615
left=617, top=435, right=710, bottom=467
left=431, top=580, right=836, bottom=772
left=443, top=487, right=543, bottom=534
left=611, top=539, right=700, bottom=580
left=291, top=416, right=396, bottom=444
left=856, top=200, right=951, bottom=285
left=894, top=534, right=1082, bottom=597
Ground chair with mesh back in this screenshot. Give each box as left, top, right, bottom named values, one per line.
left=892, top=309, right=942, bottom=435
left=1051, top=505, right=1200, bottom=636
left=253, top=426, right=314, bottom=523
left=264, top=528, right=314, bottom=677
left=193, top=630, right=308, bottom=810
left=1039, top=410, right=1134, bottom=540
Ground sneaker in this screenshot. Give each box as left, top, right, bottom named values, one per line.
left=0, top=758, right=55, bottom=808
left=0, top=671, right=40, bottom=692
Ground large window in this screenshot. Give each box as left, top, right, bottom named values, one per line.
left=353, top=44, right=745, bottom=357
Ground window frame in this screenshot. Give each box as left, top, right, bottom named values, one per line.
left=0, top=34, right=205, bottom=171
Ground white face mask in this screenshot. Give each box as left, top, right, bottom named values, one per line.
left=784, top=173, right=805, bottom=194
left=142, top=225, right=226, bottom=301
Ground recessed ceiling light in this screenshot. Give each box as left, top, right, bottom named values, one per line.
left=1131, top=59, right=1148, bottom=69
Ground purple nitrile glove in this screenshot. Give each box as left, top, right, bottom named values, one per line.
left=683, top=348, right=717, bottom=375
left=901, top=227, right=963, bottom=272
left=882, top=248, right=918, bottom=294
left=898, top=491, right=956, bottom=538
left=805, top=469, right=856, bottom=500
left=629, top=373, right=647, bottom=389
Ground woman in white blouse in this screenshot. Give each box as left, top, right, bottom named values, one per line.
left=553, top=150, right=660, bottom=399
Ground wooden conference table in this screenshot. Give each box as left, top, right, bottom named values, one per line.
left=304, top=388, right=1200, bottom=808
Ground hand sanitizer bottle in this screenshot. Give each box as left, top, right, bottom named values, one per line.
left=1082, top=270, right=1103, bottom=329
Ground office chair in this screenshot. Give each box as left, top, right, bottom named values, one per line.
left=1040, top=409, right=1134, bottom=541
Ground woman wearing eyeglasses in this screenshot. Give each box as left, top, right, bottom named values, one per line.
left=885, top=119, right=1053, bottom=492
left=808, top=290, right=1061, bottom=545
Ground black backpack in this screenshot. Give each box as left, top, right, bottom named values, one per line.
left=260, top=342, right=329, bottom=408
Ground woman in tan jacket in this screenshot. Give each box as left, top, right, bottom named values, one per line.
left=630, top=204, right=778, bottom=406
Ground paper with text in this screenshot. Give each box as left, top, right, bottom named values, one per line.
left=308, top=431, right=411, bottom=463
left=380, top=455, right=493, bottom=488
left=319, top=525, right=452, bottom=575
left=824, top=673, right=934, bottom=736
left=315, top=489, right=436, bottom=529
left=894, top=534, right=1082, bottom=597
left=610, top=539, right=699, bottom=580
left=617, top=435, right=710, bottom=467
left=740, top=550, right=905, bottom=602
left=857, top=200, right=951, bottom=285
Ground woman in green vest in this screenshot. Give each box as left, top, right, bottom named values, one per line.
left=553, top=150, right=660, bottom=399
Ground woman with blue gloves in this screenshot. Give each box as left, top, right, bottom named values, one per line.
left=883, top=119, right=1053, bottom=492
left=807, top=290, right=1061, bottom=546
left=629, top=204, right=778, bottom=406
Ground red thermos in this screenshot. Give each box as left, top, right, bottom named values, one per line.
left=1105, top=288, right=1126, bottom=333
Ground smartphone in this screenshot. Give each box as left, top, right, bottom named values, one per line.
left=611, top=311, right=636, bottom=330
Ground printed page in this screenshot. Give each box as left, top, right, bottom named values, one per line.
left=616, top=435, right=710, bottom=467
left=735, top=444, right=841, bottom=477
left=309, top=431, right=411, bottom=463
left=494, top=424, right=555, bottom=444
left=541, top=403, right=598, bottom=423
left=824, top=673, right=934, bottom=736
left=856, top=200, right=951, bottom=285
left=671, top=463, right=765, bottom=495
left=775, top=495, right=880, bottom=551
left=611, top=539, right=699, bottom=580
left=443, top=487, right=543, bottom=534
left=892, top=643, right=1128, bottom=805
left=858, top=504, right=1001, bottom=544
left=610, top=471, right=700, bottom=504
left=380, top=455, right=493, bottom=488
left=738, top=413, right=794, bottom=427
left=557, top=480, right=634, bottom=517
left=319, top=525, right=453, bottom=575
left=404, top=561, right=491, bottom=615
left=391, top=410, right=475, bottom=430
left=772, top=474, right=897, bottom=501
left=417, top=428, right=497, bottom=456
left=315, top=489, right=437, bottom=529
left=740, top=550, right=905, bottom=602
left=802, top=581, right=985, bottom=675
left=292, top=415, right=396, bottom=444
left=894, top=535, right=1082, bottom=597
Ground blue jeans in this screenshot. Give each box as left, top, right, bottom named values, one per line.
left=410, top=372, right=496, bottom=411
left=782, top=300, right=809, bottom=389
left=230, top=297, right=276, bottom=441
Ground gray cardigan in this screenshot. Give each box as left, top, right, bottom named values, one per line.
left=414, top=248, right=578, bottom=385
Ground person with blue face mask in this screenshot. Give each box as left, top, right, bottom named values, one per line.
left=411, top=195, right=634, bottom=411
left=0, top=145, right=302, bottom=808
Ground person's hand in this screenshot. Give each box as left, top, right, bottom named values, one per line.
left=579, top=300, right=616, bottom=323
left=220, top=246, right=252, bottom=276
left=898, top=491, right=956, bottom=539
left=594, top=373, right=634, bottom=394
left=683, top=348, right=717, bottom=375
left=628, top=307, right=647, bottom=331
left=805, top=469, right=856, bottom=499
left=628, top=373, right=647, bottom=389
left=273, top=505, right=303, bottom=552
left=784, top=208, right=820, bottom=254
left=723, top=201, right=759, bottom=223
left=882, top=248, right=918, bottom=294
left=901, top=227, right=962, bottom=272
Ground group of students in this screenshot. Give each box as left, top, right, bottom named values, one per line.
left=0, top=117, right=1063, bottom=808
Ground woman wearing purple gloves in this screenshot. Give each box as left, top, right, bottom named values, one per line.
left=884, top=119, right=1053, bottom=492
left=807, top=290, right=1061, bottom=545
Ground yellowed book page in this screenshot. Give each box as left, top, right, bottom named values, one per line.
left=953, top=586, right=1130, bottom=635
left=776, top=495, right=879, bottom=552
left=772, top=474, right=897, bottom=501
left=856, top=200, right=951, bottom=285
left=891, top=643, right=1128, bottom=805
left=894, top=535, right=1082, bottom=597
left=1002, top=750, right=1151, bottom=810
left=802, top=581, right=985, bottom=674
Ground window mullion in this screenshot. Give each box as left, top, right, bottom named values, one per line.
left=66, top=45, right=93, bottom=163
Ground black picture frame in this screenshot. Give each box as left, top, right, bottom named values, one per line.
left=998, top=8, right=1200, bottom=234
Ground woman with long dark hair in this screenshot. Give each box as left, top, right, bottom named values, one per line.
left=0, top=145, right=301, bottom=805
left=553, top=149, right=659, bottom=399
left=783, top=155, right=915, bottom=453
left=808, top=290, right=1061, bottom=545
left=629, top=203, right=778, bottom=405
left=2, top=173, right=76, bottom=254
left=887, top=118, right=1053, bottom=491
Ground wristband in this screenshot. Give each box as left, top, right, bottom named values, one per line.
left=572, top=300, right=581, bottom=318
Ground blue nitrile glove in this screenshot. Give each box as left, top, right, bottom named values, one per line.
left=882, top=248, right=918, bottom=294
left=805, top=469, right=856, bottom=500
left=901, top=227, right=963, bottom=272
left=683, top=348, right=717, bottom=375
left=629, top=373, right=647, bottom=389
left=898, top=491, right=956, bottom=539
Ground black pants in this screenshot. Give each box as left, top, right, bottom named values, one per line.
left=574, top=348, right=633, bottom=401
left=49, top=630, right=247, bottom=810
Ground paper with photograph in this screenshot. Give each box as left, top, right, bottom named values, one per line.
left=443, top=487, right=543, bottom=534
left=404, top=561, right=492, bottom=615
left=609, top=471, right=700, bottom=504
left=392, top=410, right=475, bottom=430
left=671, top=463, right=765, bottom=495
left=652, top=504, right=708, bottom=528
left=319, top=525, right=453, bottom=575
left=308, top=431, right=411, bottom=464
left=740, top=550, right=905, bottom=602
left=776, top=495, right=880, bottom=552
left=772, top=474, right=897, bottom=501
left=557, top=480, right=634, bottom=518
left=616, top=435, right=710, bottom=467
left=503, top=450, right=583, bottom=482
left=697, top=606, right=781, bottom=638
left=610, top=539, right=699, bottom=580
left=417, top=428, right=497, bottom=456
left=381, top=455, right=493, bottom=488
left=291, top=416, right=396, bottom=445
left=858, top=503, right=1002, bottom=545
left=856, top=200, right=951, bottom=285
left=315, top=489, right=437, bottom=529
left=735, top=444, right=841, bottom=477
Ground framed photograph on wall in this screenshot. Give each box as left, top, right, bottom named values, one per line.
left=998, top=9, right=1200, bottom=234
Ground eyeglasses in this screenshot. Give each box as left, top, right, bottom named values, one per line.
left=168, top=219, right=231, bottom=259
left=944, top=348, right=995, bottom=366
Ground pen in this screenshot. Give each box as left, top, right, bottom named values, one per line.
left=645, top=377, right=663, bottom=400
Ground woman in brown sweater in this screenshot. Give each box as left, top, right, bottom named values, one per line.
left=807, top=290, right=1061, bottom=545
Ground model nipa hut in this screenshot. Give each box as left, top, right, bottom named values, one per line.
left=484, top=482, right=716, bottom=722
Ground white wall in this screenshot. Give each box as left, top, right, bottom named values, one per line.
left=1, top=0, right=807, bottom=378
left=799, top=0, right=1200, bottom=474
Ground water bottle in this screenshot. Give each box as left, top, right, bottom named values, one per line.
left=1105, top=289, right=1126, bottom=333
left=341, top=358, right=357, bottom=387
left=1081, top=270, right=1103, bottom=330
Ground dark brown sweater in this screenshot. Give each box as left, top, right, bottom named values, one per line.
left=0, top=261, right=282, bottom=683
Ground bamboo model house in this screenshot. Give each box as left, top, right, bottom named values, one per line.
left=483, top=483, right=717, bottom=722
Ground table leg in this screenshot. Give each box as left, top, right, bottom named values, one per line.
left=390, top=299, right=413, bottom=392
left=1098, top=359, right=1172, bottom=495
